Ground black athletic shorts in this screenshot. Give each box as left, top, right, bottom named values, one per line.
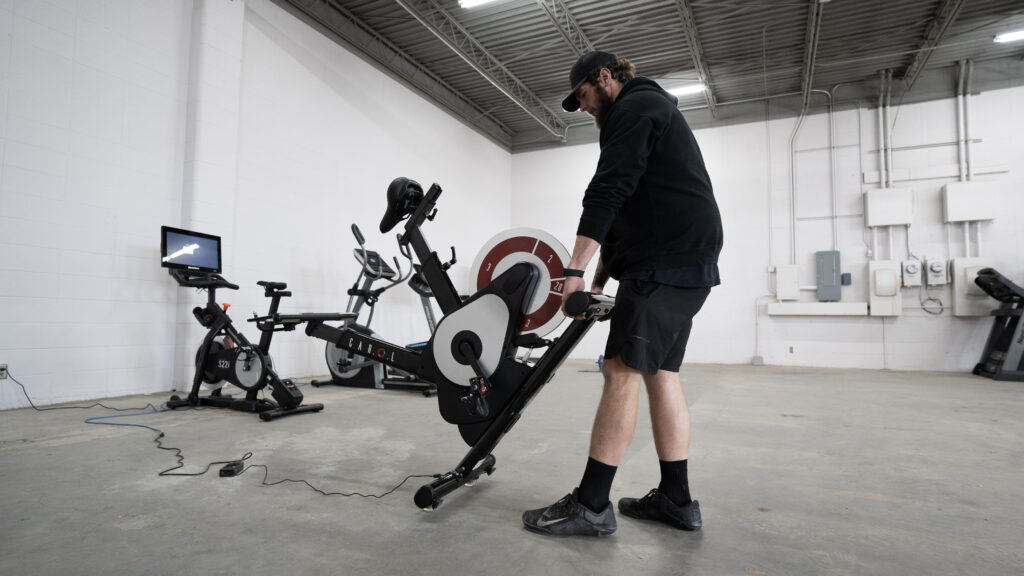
left=605, top=279, right=711, bottom=374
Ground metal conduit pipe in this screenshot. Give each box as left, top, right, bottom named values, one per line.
left=787, top=89, right=836, bottom=265
left=966, top=60, right=978, bottom=257
left=764, top=101, right=774, bottom=294
left=966, top=60, right=980, bottom=257
left=946, top=223, right=953, bottom=266
left=878, top=70, right=887, bottom=189
left=828, top=83, right=855, bottom=252
left=815, top=88, right=837, bottom=252
left=885, top=70, right=894, bottom=188
left=786, top=113, right=802, bottom=266
left=966, top=60, right=974, bottom=181
left=788, top=111, right=807, bottom=265
left=761, top=27, right=774, bottom=298
left=956, top=60, right=968, bottom=257
left=957, top=60, right=967, bottom=182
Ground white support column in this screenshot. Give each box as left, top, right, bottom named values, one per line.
left=176, top=0, right=246, bottom=385
left=181, top=0, right=246, bottom=237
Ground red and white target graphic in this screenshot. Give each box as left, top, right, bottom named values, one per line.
left=470, top=228, right=570, bottom=338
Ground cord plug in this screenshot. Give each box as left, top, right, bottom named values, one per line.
left=219, top=461, right=244, bottom=477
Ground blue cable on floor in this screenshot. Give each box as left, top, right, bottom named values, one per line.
left=84, top=408, right=168, bottom=433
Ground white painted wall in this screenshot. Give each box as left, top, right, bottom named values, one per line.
left=0, top=0, right=193, bottom=409
left=512, top=87, right=1024, bottom=370
left=0, top=0, right=511, bottom=409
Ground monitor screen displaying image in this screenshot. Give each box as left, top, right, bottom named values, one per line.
left=161, top=226, right=221, bottom=273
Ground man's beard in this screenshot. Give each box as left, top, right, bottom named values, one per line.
left=591, top=83, right=615, bottom=130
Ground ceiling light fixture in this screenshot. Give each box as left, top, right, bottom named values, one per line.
left=667, top=83, right=706, bottom=97
left=459, top=0, right=498, bottom=8
left=994, top=29, right=1024, bottom=43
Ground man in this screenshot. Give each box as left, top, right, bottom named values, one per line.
left=522, top=51, right=723, bottom=537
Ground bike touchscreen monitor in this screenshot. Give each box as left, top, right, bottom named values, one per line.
left=161, top=226, right=222, bottom=273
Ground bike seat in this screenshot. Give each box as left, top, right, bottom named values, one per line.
left=380, top=177, right=423, bottom=233
left=258, top=280, right=290, bottom=298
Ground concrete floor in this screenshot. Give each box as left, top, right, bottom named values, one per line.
left=1, top=360, right=1021, bottom=576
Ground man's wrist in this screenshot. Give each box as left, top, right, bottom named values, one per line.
left=563, top=268, right=585, bottom=278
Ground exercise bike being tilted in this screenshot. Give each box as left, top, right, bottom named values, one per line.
left=303, top=178, right=615, bottom=509
left=313, top=223, right=450, bottom=396
left=161, top=226, right=351, bottom=421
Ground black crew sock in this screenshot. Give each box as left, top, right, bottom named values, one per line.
left=657, top=459, right=692, bottom=506
left=577, top=457, right=617, bottom=512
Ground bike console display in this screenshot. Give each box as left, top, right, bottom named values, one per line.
left=354, top=249, right=397, bottom=279
left=161, top=225, right=222, bottom=273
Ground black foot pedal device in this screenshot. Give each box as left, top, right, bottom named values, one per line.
left=219, top=461, right=244, bottom=477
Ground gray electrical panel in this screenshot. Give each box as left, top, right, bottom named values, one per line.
left=816, top=251, right=841, bottom=301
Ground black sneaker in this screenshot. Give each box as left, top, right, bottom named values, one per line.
left=618, top=489, right=702, bottom=531
left=522, top=489, right=617, bottom=536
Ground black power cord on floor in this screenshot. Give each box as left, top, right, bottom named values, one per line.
left=6, top=372, right=163, bottom=413
left=4, top=370, right=435, bottom=498
left=235, top=455, right=434, bottom=498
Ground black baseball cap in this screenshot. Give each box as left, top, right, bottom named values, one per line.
left=561, top=51, right=618, bottom=112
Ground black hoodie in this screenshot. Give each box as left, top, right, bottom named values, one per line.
left=576, top=77, right=723, bottom=285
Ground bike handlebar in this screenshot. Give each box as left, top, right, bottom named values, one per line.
left=564, top=291, right=615, bottom=319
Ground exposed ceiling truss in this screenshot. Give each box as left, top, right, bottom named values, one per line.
left=672, top=0, right=718, bottom=119
left=393, top=0, right=567, bottom=139
left=535, top=0, right=593, bottom=56
left=902, top=0, right=967, bottom=90
left=800, top=0, right=825, bottom=112
left=273, top=0, right=1024, bottom=152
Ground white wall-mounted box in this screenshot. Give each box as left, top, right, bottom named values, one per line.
left=950, top=258, right=999, bottom=316
left=863, top=188, right=914, bottom=227
left=869, top=260, right=902, bottom=316
left=776, top=265, right=801, bottom=301
left=943, top=181, right=998, bottom=222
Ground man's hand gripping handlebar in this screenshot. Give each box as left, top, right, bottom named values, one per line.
left=563, top=291, right=615, bottom=320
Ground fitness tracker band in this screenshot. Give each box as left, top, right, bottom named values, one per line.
left=563, top=268, right=585, bottom=278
